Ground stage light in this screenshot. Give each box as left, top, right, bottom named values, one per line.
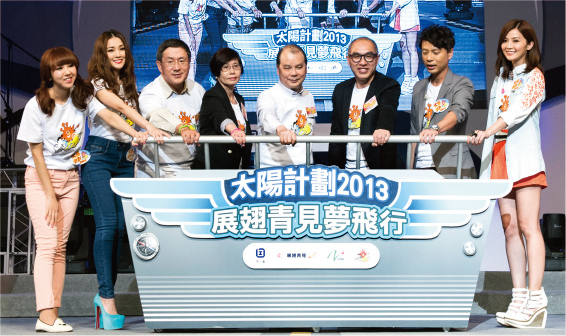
left=444, top=0, right=474, bottom=21
left=541, top=213, right=565, bottom=271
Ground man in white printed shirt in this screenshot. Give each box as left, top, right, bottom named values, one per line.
left=257, top=44, right=316, bottom=168
left=136, top=39, right=205, bottom=178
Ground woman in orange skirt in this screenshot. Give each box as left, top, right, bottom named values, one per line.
left=468, top=19, right=547, bottom=329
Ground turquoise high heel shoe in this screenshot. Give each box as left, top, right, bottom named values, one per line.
left=94, top=293, right=125, bottom=330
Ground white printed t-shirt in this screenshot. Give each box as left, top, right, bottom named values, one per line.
left=136, top=76, right=205, bottom=178
left=415, top=82, right=441, bottom=168
left=179, top=0, right=208, bottom=24
left=17, top=96, right=104, bottom=170
left=89, top=78, right=136, bottom=143
left=345, top=85, right=369, bottom=169
left=257, top=81, right=316, bottom=168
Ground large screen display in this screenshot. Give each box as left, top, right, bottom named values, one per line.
left=132, top=0, right=486, bottom=119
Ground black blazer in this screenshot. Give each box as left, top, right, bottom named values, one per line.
left=329, top=72, right=401, bottom=169
left=193, top=83, right=252, bottom=169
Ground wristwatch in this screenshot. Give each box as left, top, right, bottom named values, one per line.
left=429, top=125, right=440, bottom=132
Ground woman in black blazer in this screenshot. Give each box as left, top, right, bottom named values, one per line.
left=193, top=48, right=252, bottom=169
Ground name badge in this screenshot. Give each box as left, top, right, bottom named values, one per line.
left=126, top=148, right=137, bottom=162
left=363, top=96, right=378, bottom=114
left=433, top=98, right=449, bottom=113
left=71, top=150, right=90, bottom=165
left=306, top=106, right=317, bottom=117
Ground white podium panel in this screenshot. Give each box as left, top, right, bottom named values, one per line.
left=112, top=166, right=510, bottom=330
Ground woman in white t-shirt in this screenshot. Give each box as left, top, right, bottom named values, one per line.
left=83, top=30, right=166, bottom=330
left=17, top=47, right=146, bottom=333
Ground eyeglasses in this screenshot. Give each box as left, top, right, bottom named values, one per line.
left=162, top=59, right=188, bottom=68
left=221, top=64, right=242, bottom=72
left=348, top=53, right=378, bottom=63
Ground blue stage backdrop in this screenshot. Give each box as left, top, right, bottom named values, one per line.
left=132, top=0, right=486, bottom=117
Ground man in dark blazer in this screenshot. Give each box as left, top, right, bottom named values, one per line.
left=329, top=37, right=401, bottom=169
left=410, top=25, right=476, bottom=178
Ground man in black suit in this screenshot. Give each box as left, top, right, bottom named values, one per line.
left=329, top=37, right=401, bottom=169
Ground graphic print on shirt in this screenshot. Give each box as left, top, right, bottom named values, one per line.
left=179, top=111, right=199, bottom=130
left=187, top=0, right=206, bottom=17
left=292, top=110, right=312, bottom=136
left=238, top=120, right=246, bottom=131
left=348, top=105, right=362, bottom=129
left=121, top=100, right=135, bottom=126
left=422, top=103, right=434, bottom=129
left=121, top=113, right=134, bottom=126
left=499, top=95, right=509, bottom=114
left=54, top=122, right=82, bottom=153
left=497, top=89, right=510, bottom=134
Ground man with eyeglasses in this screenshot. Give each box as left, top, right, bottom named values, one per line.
left=135, top=39, right=205, bottom=178
left=256, top=44, right=316, bottom=168
left=329, top=37, right=401, bottom=170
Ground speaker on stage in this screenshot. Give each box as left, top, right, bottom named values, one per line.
left=541, top=213, right=565, bottom=271
left=444, top=0, right=474, bottom=20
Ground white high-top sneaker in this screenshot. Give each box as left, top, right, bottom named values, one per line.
left=400, top=75, right=411, bottom=91
left=402, top=76, right=419, bottom=94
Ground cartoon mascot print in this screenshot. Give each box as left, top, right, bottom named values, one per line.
left=292, top=110, right=312, bottom=136
left=179, top=111, right=199, bottom=131
left=54, top=122, right=81, bottom=153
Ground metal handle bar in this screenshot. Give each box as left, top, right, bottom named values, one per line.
left=230, top=12, right=386, bottom=29
left=233, top=13, right=386, bottom=18
left=143, top=135, right=469, bottom=179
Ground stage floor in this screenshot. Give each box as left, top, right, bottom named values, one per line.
left=1, top=315, right=564, bottom=335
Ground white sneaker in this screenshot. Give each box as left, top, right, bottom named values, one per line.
left=402, top=76, right=419, bottom=94
left=400, top=75, right=411, bottom=90
left=35, top=318, right=73, bottom=332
